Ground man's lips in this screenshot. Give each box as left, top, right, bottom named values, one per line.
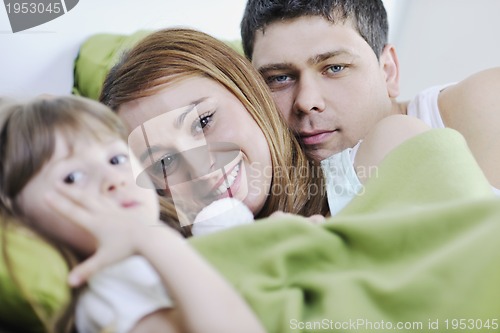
left=299, top=130, right=337, bottom=145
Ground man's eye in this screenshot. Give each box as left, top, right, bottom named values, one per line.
left=267, top=74, right=290, bottom=84
left=326, top=65, right=345, bottom=74
left=264, top=74, right=294, bottom=91
left=110, top=154, right=128, bottom=165
left=64, top=171, right=83, bottom=184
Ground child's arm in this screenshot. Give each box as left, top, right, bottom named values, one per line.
left=46, top=186, right=265, bottom=333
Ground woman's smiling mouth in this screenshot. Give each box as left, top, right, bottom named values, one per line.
left=212, top=160, right=243, bottom=199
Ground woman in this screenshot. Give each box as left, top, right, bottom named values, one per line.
left=100, top=28, right=330, bottom=232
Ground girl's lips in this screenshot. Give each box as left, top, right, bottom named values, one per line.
left=300, top=130, right=336, bottom=145
left=121, top=201, right=139, bottom=208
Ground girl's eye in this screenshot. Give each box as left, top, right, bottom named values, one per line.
left=110, top=154, right=128, bottom=165
left=64, top=171, right=83, bottom=184
left=192, top=111, right=215, bottom=135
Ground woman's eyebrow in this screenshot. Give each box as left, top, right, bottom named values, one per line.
left=175, top=97, right=210, bottom=129
left=139, top=144, right=163, bottom=164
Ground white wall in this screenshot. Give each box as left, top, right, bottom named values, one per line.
left=0, top=0, right=247, bottom=98
left=1, top=0, right=499, bottom=100
left=389, top=0, right=500, bottom=100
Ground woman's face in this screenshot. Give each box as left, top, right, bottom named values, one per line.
left=119, top=76, right=273, bottom=222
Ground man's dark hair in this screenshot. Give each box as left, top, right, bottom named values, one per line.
left=241, top=0, right=388, bottom=60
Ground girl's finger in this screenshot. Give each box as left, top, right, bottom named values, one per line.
left=308, top=214, right=326, bottom=224
left=54, top=183, right=117, bottom=213
left=45, top=190, right=93, bottom=228
left=67, top=249, right=113, bottom=287
left=54, top=183, right=87, bottom=205
left=269, top=211, right=286, bottom=217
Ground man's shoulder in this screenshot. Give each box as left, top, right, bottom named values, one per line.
left=438, top=67, right=500, bottom=131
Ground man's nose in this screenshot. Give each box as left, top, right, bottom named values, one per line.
left=293, top=74, right=326, bottom=115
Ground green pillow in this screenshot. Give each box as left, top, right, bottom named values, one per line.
left=72, top=31, right=243, bottom=101
left=0, top=222, right=69, bottom=333
left=72, top=30, right=152, bottom=100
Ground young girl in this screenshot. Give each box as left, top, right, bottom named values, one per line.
left=0, top=96, right=266, bottom=333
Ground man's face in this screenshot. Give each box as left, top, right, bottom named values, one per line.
left=252, top=16, right=399, bottom=161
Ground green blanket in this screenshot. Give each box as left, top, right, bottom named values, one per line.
left=2, top=129, right=499, bottom=332
left=190, top=129, right=500, bottom=332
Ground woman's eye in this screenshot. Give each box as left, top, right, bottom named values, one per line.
left=152, top=154, right=178, bottom=177
left=192, top=111, right=215, bottom=135
left=63, top=171, right=83, bottom=184
left=110, top=154, right=128, bottom=165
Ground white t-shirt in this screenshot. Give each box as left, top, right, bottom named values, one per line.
left=76, top=198, right=254, bottom=333
left=407, top=84, right=500, bottom=196
left=75, top=256, right=172, bottom=333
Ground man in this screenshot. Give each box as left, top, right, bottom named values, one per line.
left=240, top=0, right=500, bottom=193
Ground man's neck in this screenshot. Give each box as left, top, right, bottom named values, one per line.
left=392, top=100, right=409, bottom=116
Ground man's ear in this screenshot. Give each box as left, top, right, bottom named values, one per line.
left=380, top=44, right=400, bottom=98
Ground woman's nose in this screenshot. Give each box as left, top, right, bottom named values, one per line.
left=182, top=145, right=217, bottom=180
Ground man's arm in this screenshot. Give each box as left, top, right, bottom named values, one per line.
left=438, top=67, right=500, bottom=187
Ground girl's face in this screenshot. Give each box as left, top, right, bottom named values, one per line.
left=16, top=131, right=159, bottom=256
left=119, top=76, right=273, bottom=221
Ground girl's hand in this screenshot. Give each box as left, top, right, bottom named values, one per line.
left=269, top=211, right=326, bottom=224
left=45, top=184, right=161, bottom=287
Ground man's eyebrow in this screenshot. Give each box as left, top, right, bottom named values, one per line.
left=257, top=63, right=295, bottom=75
left=257, top=50, right=356, bottom=74
left=308, top=50, right=356, bottom=66
left=175, top=97, right=209, bottom=129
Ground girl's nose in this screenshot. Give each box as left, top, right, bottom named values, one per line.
left=102, top=168, right=128, bottom=193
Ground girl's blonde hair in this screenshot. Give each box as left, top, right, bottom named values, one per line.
left=101, top=28, right=329, bottom=219
left=0, top=97, right=127, bottom=215
left=0, top=96, right=132, bottom=332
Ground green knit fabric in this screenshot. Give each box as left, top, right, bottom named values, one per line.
left=190, top=129, right=500, bottom=333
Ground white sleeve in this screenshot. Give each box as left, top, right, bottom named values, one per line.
left=75, top=256, right=173, bottom=333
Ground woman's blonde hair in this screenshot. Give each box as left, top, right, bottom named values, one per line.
left=101, top=28, right=328, bottom=219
